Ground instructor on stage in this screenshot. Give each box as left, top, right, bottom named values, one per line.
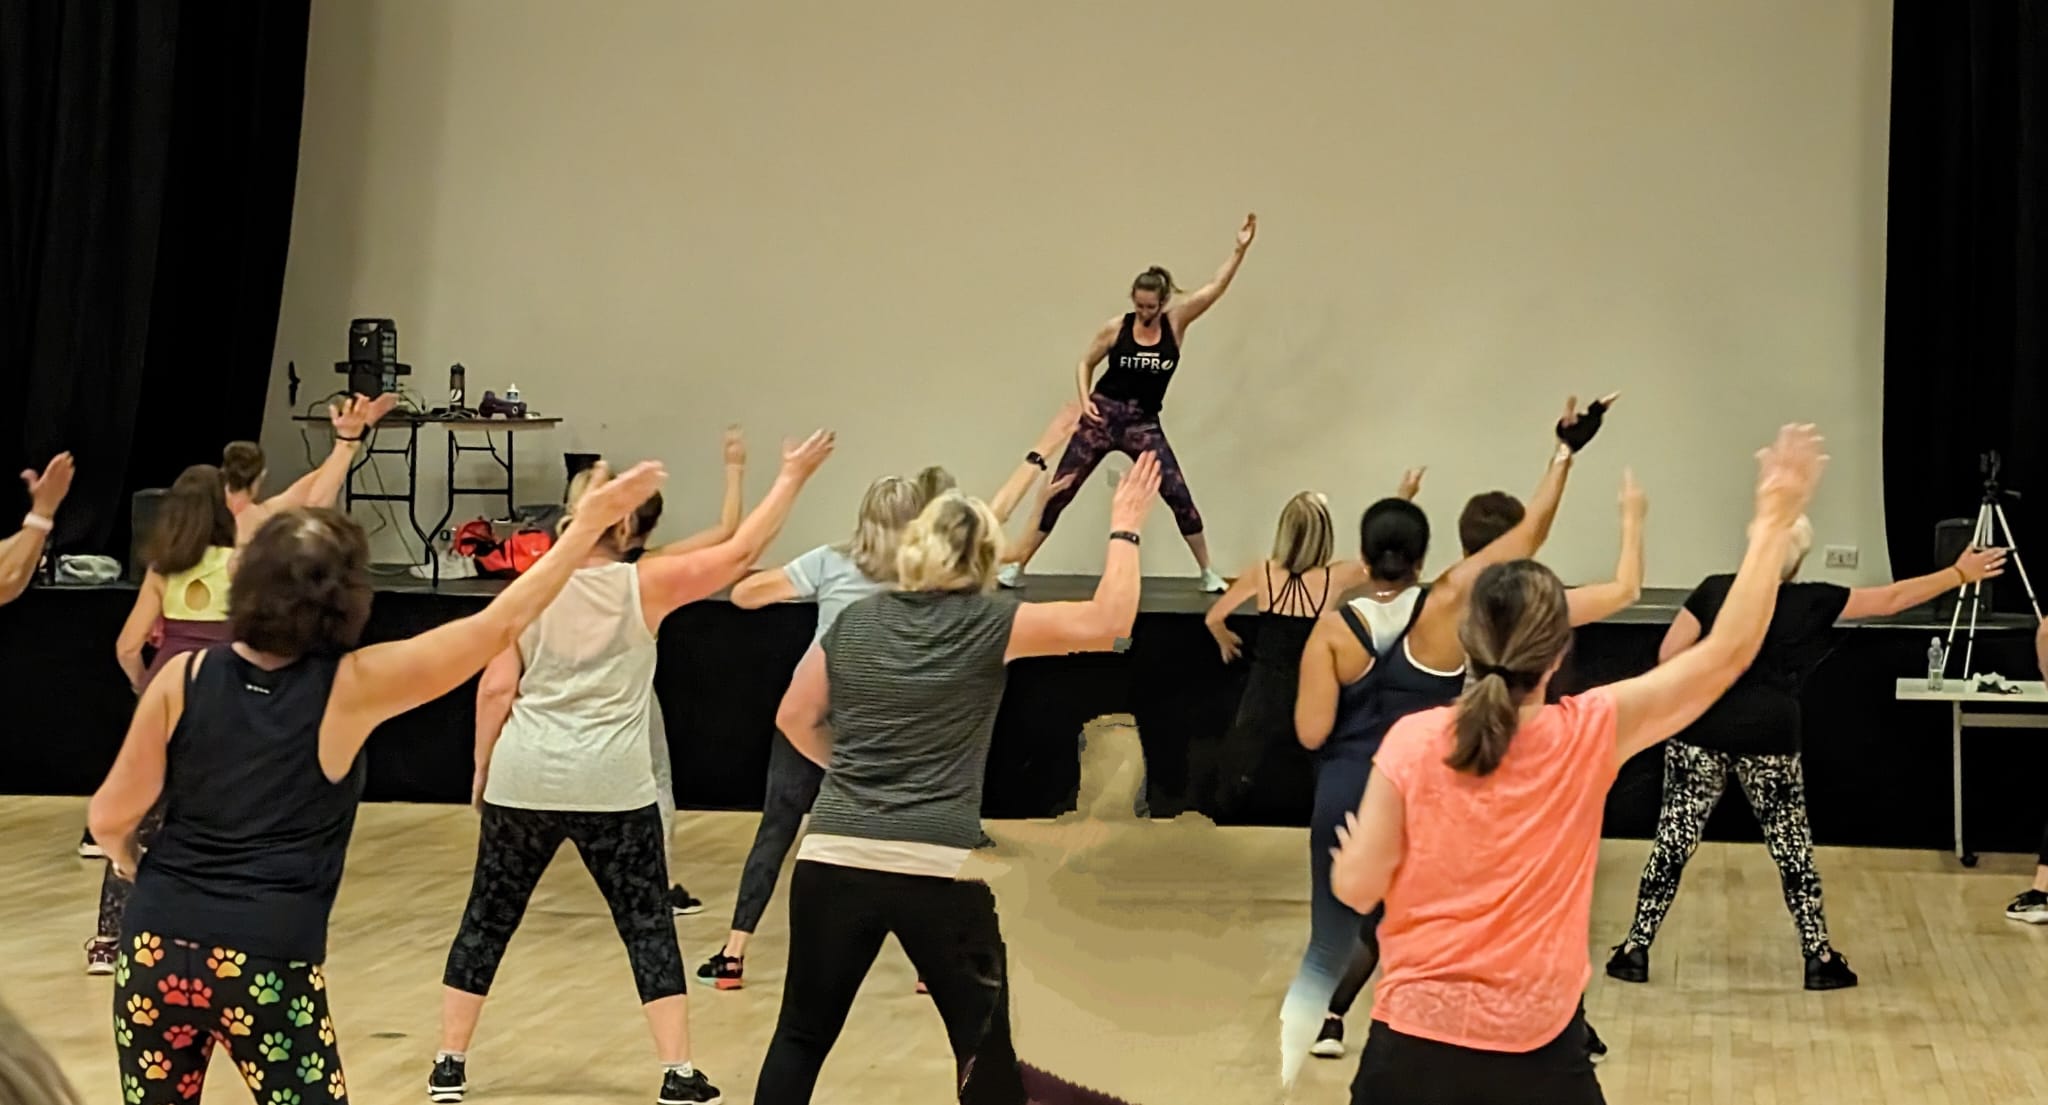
left=1000, top=213, right=1257, bottom=593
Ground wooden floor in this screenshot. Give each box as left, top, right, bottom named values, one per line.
left=4, top=792, right=2044, bottom=1104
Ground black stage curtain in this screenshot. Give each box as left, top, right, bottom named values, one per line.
left=0, top=1, right=308, bottom=560
left=1884, top=2, right=2048, bottom=596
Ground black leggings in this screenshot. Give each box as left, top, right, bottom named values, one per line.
left=755, top=861, right=1024, bottom=1104
left=97, top=800, right=167, bottom=938
left=729, top=732, right=826, bottom=935
left=442, top=803, right=685, bottom=1003
left=113, top=933, right=344, bottom=1103
left=1351, top=1007, right=1605, bottom=1105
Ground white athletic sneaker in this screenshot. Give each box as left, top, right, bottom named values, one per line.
left=1199, top=567, right=1228, bottom=593
left=996, top=563, right=1023, bottom=589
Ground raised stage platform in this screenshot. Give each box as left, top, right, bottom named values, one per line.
left=3, top=574, right=2043, bottom=855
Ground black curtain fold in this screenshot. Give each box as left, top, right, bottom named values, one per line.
left=1, top=0, right=308, bottom=560
left=1884, top=1, right=2048, bottom=601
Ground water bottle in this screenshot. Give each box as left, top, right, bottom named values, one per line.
left=448, top=363, right=466, bottom=410
left=1927, top=637, right=1946, bottom=690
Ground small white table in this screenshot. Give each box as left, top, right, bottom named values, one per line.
left=1894, top=678, right=2048, bottom=866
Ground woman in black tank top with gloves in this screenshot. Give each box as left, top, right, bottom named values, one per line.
left=1000, top=214, right=1256, bottom=595
left=86, top=462, right=667, bottom=1105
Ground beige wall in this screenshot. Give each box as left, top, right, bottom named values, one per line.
left=268, top=0, right=1895, bottom=584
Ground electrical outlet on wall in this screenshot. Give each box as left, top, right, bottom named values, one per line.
left=1824, top=545, right=1859, bottom=569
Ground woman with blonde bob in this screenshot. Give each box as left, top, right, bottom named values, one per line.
left=698, top=406, right=1077, bottom=991
left=756, top=456, right=1163, bottom=1104
left=1324, top=425, right=1827, bottom=1105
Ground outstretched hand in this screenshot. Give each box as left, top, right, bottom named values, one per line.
left=1397, top=466, right=1426, bottom=501
left=1036, top=471, right=1078, bottom=509
left=569, top=460, right=669, bottom=535
left=23, top=452, right=75, bottom=516
left=722, top=425, right=747, bottom=468
left=1955, top=546, right=2008, bottom=585
left=1236, top=213, right=1258, bottom=250
left=1751, top=424, right=1827, bottom=530
left=1109, top=453, right=1162, bottom=532
left=780, top=429, right=836, bottom=479
left=1556, top=392, right=1620, bottom=454
left=331, top=393, right=401, bottom=439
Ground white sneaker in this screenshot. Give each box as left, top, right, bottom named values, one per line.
left=996, top=563, right=1023, bottom=589
left=1199, top=567, right=1228, bottom=593
left=409, top=551, right=478, bottom=581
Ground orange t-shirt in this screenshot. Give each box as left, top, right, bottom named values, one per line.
left=1369, top=689, right=1620, bottom=1053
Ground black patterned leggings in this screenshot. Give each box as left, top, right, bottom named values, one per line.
left=112, top=932, right=345, bottom=1104
left=1038, top=395, right=1203, bottom=537
left=1623, top=741, right=1832, bottom=957
left=98, top=800, right=167, bottom=938
left=442, top=803, right=686, bottom=1003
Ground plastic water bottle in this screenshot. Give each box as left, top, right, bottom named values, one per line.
left=1927, top=637, right=1946, bottom=690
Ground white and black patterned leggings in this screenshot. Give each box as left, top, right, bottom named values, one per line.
left=1623, top=741, right=1832, bottom=957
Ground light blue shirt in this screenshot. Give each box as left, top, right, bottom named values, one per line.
left=785, top=545, right=891, bottom=644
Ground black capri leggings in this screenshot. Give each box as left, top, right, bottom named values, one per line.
left=1351, top=1006, right=1605, bottom=1105
left=442, top=803, right=685, bottom=1004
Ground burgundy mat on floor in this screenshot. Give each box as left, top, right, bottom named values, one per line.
left=1019, top=1063, right=1139, bottom=1105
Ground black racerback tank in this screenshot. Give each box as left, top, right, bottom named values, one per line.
left=1324, top=588, right=1466, bottom=763
left=124, top=645, right=362, bottom=962
left=1091, top=312, right=1182, bottom=414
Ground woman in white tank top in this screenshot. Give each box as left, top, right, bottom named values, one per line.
left=428, top=432, right=834, bottom=1105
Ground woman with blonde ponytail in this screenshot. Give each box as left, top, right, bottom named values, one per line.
left=1323, top=424, right=1827, bottom=1105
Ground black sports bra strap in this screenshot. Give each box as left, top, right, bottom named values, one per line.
left=1314, top=568, right=1332, bottom=617
left=1263, top=561, right=1276, bottom=608
left=1337, top=603, right=1380, bottom=658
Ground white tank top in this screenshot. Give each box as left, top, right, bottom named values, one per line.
left=484, top=561, right=660, bottom=812
left=1348, top=586, right=1422, bottom=654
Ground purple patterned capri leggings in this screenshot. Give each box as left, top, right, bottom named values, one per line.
left=1039, top=395, right=1204, bottom=536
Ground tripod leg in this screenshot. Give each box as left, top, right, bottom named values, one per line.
left=1991, top=503, right=2044, bottom=620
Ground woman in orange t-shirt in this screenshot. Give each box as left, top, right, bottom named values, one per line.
left=1326, top=424, right=1827, bottom=1105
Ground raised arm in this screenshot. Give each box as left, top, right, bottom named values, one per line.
left=1002, top=472, right=1075, bottom=563
left=1657, top=608, right=1702, bottom=664
left=1076, top=318, right=1120, bottom=421
left=1610, top=425, right=1827, bottom=765
left=1204, top=559, right=1263, bottom=663
left=2036, top=617, right=2047, bottom=676
left=115, top=572, right=168, bottom=692
left=259, top=395, right=396, bottom=516
left=1837, top=546, right=2006, bottom=621
left=637, top=430, right=834, bottom=615
left=317, top=461, right=669, bottom=778
left=1396, top=466, right=1425, bottom=502
left=1566, top=468, right=1647, bottom=627
left=470, top=646, right=522, bottom=808
left=0, top=453, right=73, bottom=606
left=1006, top=453, right=1159, bottom=659
left=1168, top=213, right=1256, bottom=331
left=643, top=427, right=748, bottom=558
left=987, top=402, right=1081, bottom=525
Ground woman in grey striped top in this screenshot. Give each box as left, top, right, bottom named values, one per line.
left=754, top=454, right=1163, bottom=1105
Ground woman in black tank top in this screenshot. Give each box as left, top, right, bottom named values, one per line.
left=85, top=462, right=672, bottom=1105
left=1198, top=491, right=1370, bottom=822
left=999, top=213, right=1257, bottom=595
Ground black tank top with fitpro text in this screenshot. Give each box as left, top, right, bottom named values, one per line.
left=1091, top=312, right=1181, bottom=415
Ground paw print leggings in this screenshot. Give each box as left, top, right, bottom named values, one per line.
left=112, top=933, right=346, bottom=1104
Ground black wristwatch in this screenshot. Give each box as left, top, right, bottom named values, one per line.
left=1026, top=451, right=1048, bottom=471
left=1110, top=530, right=1141, bottom=546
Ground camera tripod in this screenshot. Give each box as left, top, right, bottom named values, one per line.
left=1944, top=451, right=2042, bottom=679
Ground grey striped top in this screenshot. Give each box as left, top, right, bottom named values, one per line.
left=805, top=589, right=1019, bottom=850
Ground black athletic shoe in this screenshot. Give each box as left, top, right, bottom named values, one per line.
left=695, top=952, right=743, bottom=991
left=78, top=828, right=104, bottom=859
left=1803, top=949, right=1858, bottom=991
left=668, top=885, right=704, bottom=916
left=2006, top=889, right=2048, bottom=924
left=1604, top=943, right=1648, bottom=984
left=658, top=1068, right=721, bottom=1104
left=426, top=1056, right=467, bottom=1102
left=974, top=831, right=997, bottom=850
left=1309, top=1015, right=1345, bottom=1059
left=1585, top=1022, right=1608, bottom=1065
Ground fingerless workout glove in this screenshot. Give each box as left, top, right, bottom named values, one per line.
left=1556, top=398, right=1611, bottom=454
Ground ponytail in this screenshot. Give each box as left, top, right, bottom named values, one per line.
left=1449, top=560, right=1573, bottom=776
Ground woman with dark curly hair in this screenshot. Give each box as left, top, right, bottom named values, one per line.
left=86, top=461, right=668, bottom=1105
